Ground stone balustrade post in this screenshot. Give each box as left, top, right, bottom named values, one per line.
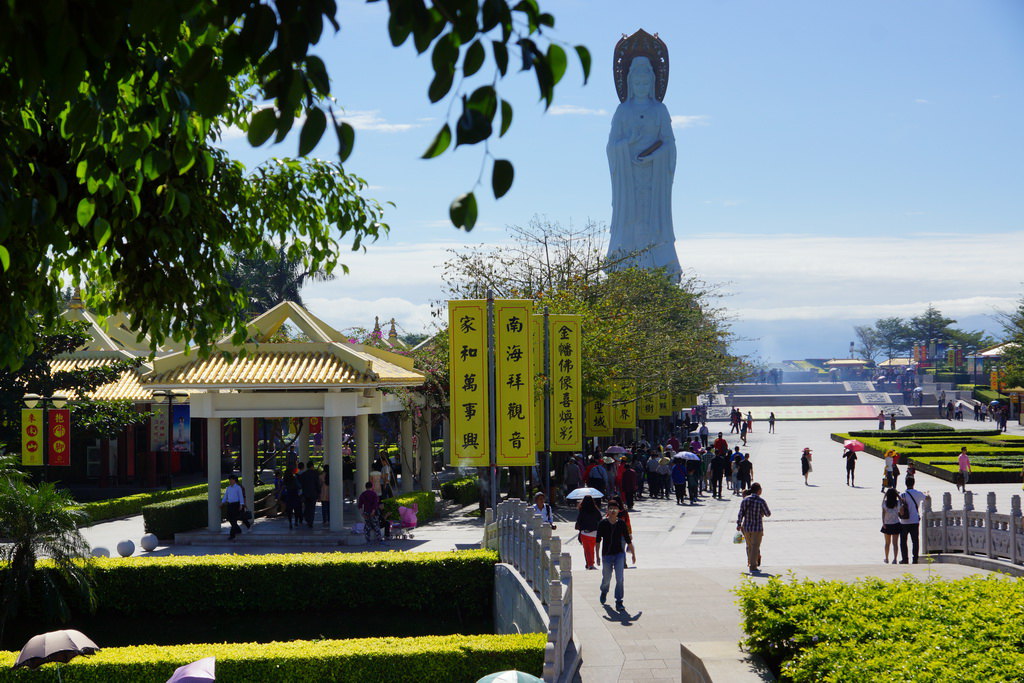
left=985, top=492, right=996, bottom=558
left=560, top=551, right=572, bottom=580
left=922, top=495, right=932, bottom=554
left=1013, top=495, right=1022, bottom=565
left=942, top=492, right=952, bottom=553
left=963, top=491, right=974, bottom=555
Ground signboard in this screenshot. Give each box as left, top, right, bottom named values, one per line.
left=48, top=408, right=71, bottom=466
left=657, top=390, right=672, bottom=417
left=585, top=399, right=613, bottom=437
left=533, top=315, right=544, bottom=452
left=151, top=403, right=169, bottom=452
left=308, top=416, right=323, bottom=434
left=448, top=300, right=489, bottom=466
left=638, top=392, right=658, bottom=420
left=549, top=315, right=581, bottom=451
left=494, top=300, right=535, bottom=465
left=671, top=393, right=683, bottom=413
left=171, top=404, right=191, bottom=452
left=610, top=383, right=636, bottom=430
left=21, top=409, right=43, bottom=466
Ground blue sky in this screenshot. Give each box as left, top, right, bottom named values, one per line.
left=220, top=0, right=1024, bottom=361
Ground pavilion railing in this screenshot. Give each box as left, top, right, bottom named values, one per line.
left=484, top=499, right=574, bottom=683
left=921, top=491, right=1024, bottom=564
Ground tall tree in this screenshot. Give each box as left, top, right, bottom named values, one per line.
left=225, top=242, right=337, bottom=315
left=998, top=296, right=1024, bottom=388
left=853, top=325, right=881, bottom=362
left=906, top=305, right=957, bottom=343
left=0, top=1, right=589, bottom=370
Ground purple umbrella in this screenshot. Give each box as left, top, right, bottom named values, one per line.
left=167, top=656, right=216, bottom=682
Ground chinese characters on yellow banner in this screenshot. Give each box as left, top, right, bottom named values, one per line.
left=495, top=301, right=535, bottom=465
left=657, top=390, right=672, bottom=417
left=532, top=315, right=544, bottom=452
left=585, top=399, right=613, bottom=437
left=611, top=383, right=636, bottom=430
left=638, top=392, right=658, bottom=420
left=549, top=315, right=581, bottom=451
left=448, top=301, right=489, bottom=466
left=21, top=409, right=43, bottom=466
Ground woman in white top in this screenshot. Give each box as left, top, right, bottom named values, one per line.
left=881, top=488, right=901, bottom=563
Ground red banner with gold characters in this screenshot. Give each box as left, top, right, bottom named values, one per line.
left=21, top=409, right=43, bottom=466
left=308, top=416, right=323, bottom=434
left=48, top=409, right=71, bottom=466
left=448, top=300, right=490, bottom=466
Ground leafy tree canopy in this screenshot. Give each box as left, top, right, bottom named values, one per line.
left=0, top=0, right=588, bottom=370
left=998, top=296, right=1024, bottom=388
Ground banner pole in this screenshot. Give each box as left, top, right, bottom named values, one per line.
left=487, top=291, right=498, bottom=511
left=543, top=307, right=551, bottom=500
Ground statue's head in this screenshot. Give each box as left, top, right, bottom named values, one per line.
left=627, top=57, right=655, bottom=100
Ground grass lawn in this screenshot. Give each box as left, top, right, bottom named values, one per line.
left=831, top=423, right=1024, bottom=484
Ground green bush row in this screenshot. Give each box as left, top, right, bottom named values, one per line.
left=76, top=482, right=227, bottom=526
left=141, top=485, right=273, bottom=539
left=441, top=477, right=480, bottom=506
left=974, top=388, right=1006, bottom=404
left=382, top=490, right=436, bottom=525
left=0, top=633, right=545, bottom=682
left=44, top=550, right=496, bottom=618
left=736, top=574, right=1024, bottom=682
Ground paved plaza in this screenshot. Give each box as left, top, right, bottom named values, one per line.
left=79, top=416, right=1023, bottom=681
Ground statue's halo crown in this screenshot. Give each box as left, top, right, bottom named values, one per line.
left=613, top=29, right=669, bottom=103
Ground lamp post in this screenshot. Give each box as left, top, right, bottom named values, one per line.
left=23, top=393, right=68, bottom=482
left=151, top=390, right=187, bottom=488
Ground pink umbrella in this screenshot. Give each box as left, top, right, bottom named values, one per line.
left=843, top=439, right=865, bottom=452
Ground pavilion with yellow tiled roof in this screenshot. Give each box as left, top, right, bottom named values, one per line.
left=141, top=301, right=430, bottom=533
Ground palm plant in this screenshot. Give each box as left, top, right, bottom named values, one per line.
left=0, top=478, right=95, bottom=643
left=225, top=242, right=336, bottom=315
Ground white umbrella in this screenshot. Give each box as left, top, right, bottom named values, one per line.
left=604, top=445, right=627, bottom=454
left=679, top=451, right=701, bottom=461
left=14, top=630, right=99, bottom=670
left=167, top=656, right=216, bottom=682
left=566, top=487, right=604, bottom=500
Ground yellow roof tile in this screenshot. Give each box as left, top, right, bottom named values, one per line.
left=49, top=358, right=153, bottom=402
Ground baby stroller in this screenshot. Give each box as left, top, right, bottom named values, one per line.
left=389, top=503, right=418, bottom=539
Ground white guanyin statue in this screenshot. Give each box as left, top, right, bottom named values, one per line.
left=606, top=30, right=681, bottom=281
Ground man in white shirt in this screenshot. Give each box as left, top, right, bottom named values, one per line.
left=898, top=476, right=927, bottom=564
left=221, top=474, right=247, bottom=540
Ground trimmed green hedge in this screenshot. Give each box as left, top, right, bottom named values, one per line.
left=76, top=482, right=228, bottom=526
left=46, top=550, right=497, bottom=619
left=382, top=491, right=436, bottom=525
left=974, top=387, right=1007, bottom=404
left=896, top=421, right=952, bottom=432
left=441, top=477, right=480, bottom=506
left=0, top=633, right=545, bottom=682
left=737, top=574, right=1024, bottom=682
left=141, top=485, right=273, bottom=539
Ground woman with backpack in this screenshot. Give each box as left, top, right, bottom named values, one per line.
left=881, top=487, right=901, bottom=563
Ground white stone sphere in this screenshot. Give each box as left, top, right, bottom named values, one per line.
left=140, top=533, right=159, bottom=552
left=116, top=540, right=135, bottom=557
left=91, top=546, right=110, bottom=558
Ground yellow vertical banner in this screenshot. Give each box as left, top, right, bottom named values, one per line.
left=657, top=390, right=672, bottom=417
left=448, top=301, right=489, bottom=466
left=21, top=409, right=43, bottom=466
left=532, top=315, right=544, bottom=452
left=586, top=399, right=613, bottom=437
left=671, top=393, right=683, bottom=412
left=638, top=391, right=658, bottom=420
left=611, top=383, right=636, bottom=429
left=549, top=315, right=582, bottom=451
left=495, top=301, right=535, bottom=466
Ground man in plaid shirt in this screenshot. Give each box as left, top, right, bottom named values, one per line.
left=737, top=482, right=771, bottom=573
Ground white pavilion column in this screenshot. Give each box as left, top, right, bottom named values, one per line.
left=326, top=415, right=345, bottom=531
left=207, top=417, right=222, bottom=532
left=442, top=414, right=451, bottom=466
left=400, top=413, right=414, bottom=492
left=297, top=417, right=310, bottom=464
left=355, top=413, right=370, bottom=492
left=417, top=407, right=433, bottom=492
left=241, top=417, right=255, bottom=514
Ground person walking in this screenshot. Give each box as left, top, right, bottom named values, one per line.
left=957, top=446, right=971, bottom=491
left=620, top=460, right=638, bottom=510
left=882, top=449, right=897, bottom=491
left=736, top=483, right=771, bottom=573
left=646, top=452, right=662, bottom=499
left=595, top=504, right=636, bottom=611
left=800, top=447, right=812, bottom=485
left=575, top=495, right=602, bottom=570
left=877, top=410, right=885, bottom=430
left=671, top=458, right=688, bottom=505
left=739, top=419, right=749, bottom=446
left=709, top=449, right=727, bottom=499
left=881, top=488, right=901, bottom=563
left=656, top=454, right=671, bottom=499
left=731, top=447, right=744, bottom=495
left=842, top=448, right=857, bottom=486
left=221, top=474, right=248, bottom=540
left=298, top=462, right=320, bottom=528
left=319, top=465, right=331, bottom=526
left=736, top=453, right=754, bottom=492
left=698, top=422, right=709, bottom=449
left=768, top=412, right=776, bottom=434
left=357, top=481, right=382, bottom=543
left=889, top=412, right=897, bottom=430
left=898, top=477, right=926, bottom=564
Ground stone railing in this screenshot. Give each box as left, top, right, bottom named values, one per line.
left=922, top=491, right=1024, bottom=563
left=484, top=499, right=575, bottom=683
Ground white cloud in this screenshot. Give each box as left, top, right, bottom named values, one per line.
left=671, top=115, right=710, bottom=129
left=549, top=104, right=608, bottom=116
left=334, top=110, right=421, bottom=133
left=306, top=295, right=436, bottom=334
left=914, top=98, right=930, bottom=104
